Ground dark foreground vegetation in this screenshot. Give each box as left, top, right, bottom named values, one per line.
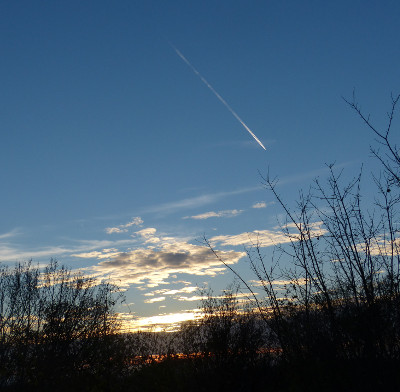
left=1, top=94, right=400, bottom=391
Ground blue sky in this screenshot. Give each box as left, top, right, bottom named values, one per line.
left=1, top=1, right=399, bottom=330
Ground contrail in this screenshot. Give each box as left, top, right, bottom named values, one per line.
left=170, top=44, right=266, bottom=151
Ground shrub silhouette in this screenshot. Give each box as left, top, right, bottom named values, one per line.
left=0, top=259, right=124, bottom=390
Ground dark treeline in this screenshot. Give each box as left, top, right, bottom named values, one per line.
left=1, top=94, right=400, bottom=391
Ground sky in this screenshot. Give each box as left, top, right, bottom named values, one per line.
left=1, top=0, right=400, bottom=331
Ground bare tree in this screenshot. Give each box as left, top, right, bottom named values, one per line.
left=344, top=92, right=400, bottom=188
left=203, top=93, right=400, bottom=390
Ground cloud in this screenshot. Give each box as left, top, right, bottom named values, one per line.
left=72, top=249, right=121, bottom=259
left=210, top=230, right=289, bottom=247
left=105, top=227, right=125, bottom=234
left=176, top=291, right=254, bottom=303
left=144, top=296, right=166, bottom=304
left=133, top=228, right=160, bottom=243
left=81, top=228, right=242, bottom=287
left=249, top=278, right=307, bottom=287
left=147, top=286, right=198, bottom=296
left=123, top=310, right=202, bottom=332
left=183, top=209, right=243, bottom=220
left=143, top=186, right=261, bottom=215
left=251, top=201, right=274, bottom=209
left=210, top=223, right=327, bottom=247
left=163, top=286, right=198, bottom=295
left=0, top=244, right=74, bottom=261
left=105, top=217, right=143, bottom=234
left=0, top=236, right=137, bottom=263
left=348, top=235, right=400, bottom=257
left=176, top=295, right=204, bottom=302
left=0, top=229, right=21, bottom=240
left=145, top=286, right=198, bottom=297
left=279, top=221, right=326, bottom=236
left=252, top=202, right=267, bottom=209
left=266, top=161, right=352, bottom=188
left=82, top=239, right=245, bottom=288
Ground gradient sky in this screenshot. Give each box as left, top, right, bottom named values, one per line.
left=1, top=1, right=399, bottom=330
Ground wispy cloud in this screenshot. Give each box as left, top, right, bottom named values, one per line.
left=210, top=230, right=289, bottom=247
left=0, top=229, right=21, bottom=240
left=210, top=223, right=326, bottom=247
left=105, top=217, right=143, bottom=234
left=270, top=162, right=353, bottom=187
left=146, top=286, right=198, bottom=296
left=71, top=248, right=121, bottom=260
left=0, top=244, right=75, bottom=262
left=176, top=292, right=253, bottom=302
left=142, top=186, right=261, bottom=215
left=0, top=238, right=137, bottom=264
left=183, top=209, right=243, bottom=220
left=249, top=279, right=307, bottom=287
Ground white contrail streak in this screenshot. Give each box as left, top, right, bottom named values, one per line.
left=170, top=44, right=266, bottom=151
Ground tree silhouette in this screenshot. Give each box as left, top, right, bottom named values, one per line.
left=203, top=93, right=400, bottom=391
left=0, top=260, right=124, bottom=389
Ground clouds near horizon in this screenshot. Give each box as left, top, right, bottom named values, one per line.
left=87, top=242, right=244, bottom=287
left=74, top=227, right=245, bottom=288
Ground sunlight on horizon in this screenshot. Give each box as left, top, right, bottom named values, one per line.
left=120, top=310, right=202, bottom=332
